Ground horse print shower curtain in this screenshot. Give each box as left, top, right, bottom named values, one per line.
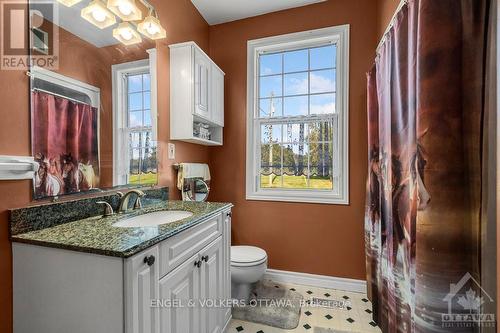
left=32, top=91, right=99, bottom=199
left=365, top=0, right=490, bottom=332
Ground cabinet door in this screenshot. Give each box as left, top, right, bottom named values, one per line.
left=211, top=66, right=224, bottom=126
left=125, top=246, right=159, bottom=333
left=158, top=253, right=201, bottom=333
left=221, top=210, right=231, bottom=325
left=194, top=48, right=211, bottom=120
left=200, top=237, right=224, bottom=333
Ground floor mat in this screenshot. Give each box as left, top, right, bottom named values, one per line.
left=232, top=280, right=303, bottom=329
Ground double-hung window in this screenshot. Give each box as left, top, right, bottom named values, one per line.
left=246, top=26, right=349, bottom=204
left=113, top=54, right=158, bottom=186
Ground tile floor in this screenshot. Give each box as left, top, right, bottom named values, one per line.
left=226, top=279, right=381, bottom=333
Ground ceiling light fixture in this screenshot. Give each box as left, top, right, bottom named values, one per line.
left=107, top=0, right=142, bottom=21
left=56, top=0, right=83, bottom=7
left=113, top=22, right=142, bottom=45
left=137, top=14, right=166, bottom=40
left=81, top=0, right=116, bottom=29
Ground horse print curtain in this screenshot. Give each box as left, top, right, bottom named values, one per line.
left=32, top=91, right=100, bottom=199
left=365, top=0, right=490, bottom=332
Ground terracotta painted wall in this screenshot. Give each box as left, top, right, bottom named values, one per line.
left=377, top=0, right=401, bottom=37
left=208, top=0, right=378, bottom=280
left=0, top=0, right=211, bottom=331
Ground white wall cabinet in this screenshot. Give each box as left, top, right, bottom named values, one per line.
left=13, top=209, right=232, bottom=333
left=170, top=41, right=225, bottom=146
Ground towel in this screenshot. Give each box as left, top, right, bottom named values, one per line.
left=176, top=163, right=211, bottom=190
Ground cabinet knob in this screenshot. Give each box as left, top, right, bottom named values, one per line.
left=201, top=255, right=209, bottom=262
left=144, top=255, right=155, bottom=266
left=194, top=260, right=202, bottom=268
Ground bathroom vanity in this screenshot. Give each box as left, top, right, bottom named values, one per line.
left=11, top=201, right=232, bottom=333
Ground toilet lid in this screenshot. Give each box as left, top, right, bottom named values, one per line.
left=231, top=246, right=267, bottom=265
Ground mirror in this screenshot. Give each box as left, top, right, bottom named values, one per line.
left=28, top=0, right=158, bottom=199
left=184, top=179, right=210, bottom=202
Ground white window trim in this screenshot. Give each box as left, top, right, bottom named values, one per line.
left=245, top=25, right=350, bottom=205
left=112, top=49, right=157, bottom=186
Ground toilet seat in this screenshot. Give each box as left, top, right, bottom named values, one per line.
left=231, top=246, right=267, bottom=267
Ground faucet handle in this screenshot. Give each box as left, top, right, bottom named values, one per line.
left=96, top=201, right=114, bottom=217
left=133, top=192, right=146, bottom=210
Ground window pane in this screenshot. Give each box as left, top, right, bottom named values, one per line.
left=128, top=75, right=142, bottom=93
left=261, top=143, right=282, bottom=169
left=308, top=121, right=334, bottom=142
left=128, top=92, right=142, bottom=111
left=259, top=97, right=282, bottom=118
left=259, top=75, right=282, bottom=98
left=310, top=69, right=335, bottom=94
left=143, top=74, right=151, bottom=91
left=310, top=93, right=335, bottom=115
left=310, top=45, right=336, bottom=70
left=143, top=92, right=150, bottom=109
left=283, top=95, right=308, bottom=117
left=261, top=124, right=282, bottom=144
left=260, top=172, right=282, bottom=188
left=283, top=122, right=308, bottom=144
left=128, top=111, right=143, bottom=127
left=143, top=110, right=151, bottom=126
left=309, top=141, right=333, bottom=190
left=284, top=49, right=308, bottom=73
left=260, top=143, right=282, bottom=188
left=129, top=132, right=141, bottom=148
left=282, top=143, right=309, bottom=188
left=260, top=53, right=282, bottom=76
left=129, top=148, right=141, bottom=183
left=284, top=72, right=308, bottom=96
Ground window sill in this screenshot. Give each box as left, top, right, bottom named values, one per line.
left=245, top=192, right=349, bottom=205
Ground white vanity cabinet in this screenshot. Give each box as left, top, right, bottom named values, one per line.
left=169, top=41, right=225, bottom=146
left=13, top=208, right=232, bottom=333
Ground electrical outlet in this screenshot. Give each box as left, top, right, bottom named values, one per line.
left=167, top=143, right=175, bottom=160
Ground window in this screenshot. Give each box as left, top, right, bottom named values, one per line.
left=113, top=55, right=158, bottom=186
left=125, top=72, right=157, bottom=185
left=246, top=26, right=349, bottom=204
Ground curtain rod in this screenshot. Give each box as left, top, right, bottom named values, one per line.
left=32, top=87, right=92, bottom=106
left=376, top=0, right=409, bottom=53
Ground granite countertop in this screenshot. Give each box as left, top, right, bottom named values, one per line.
left=11, top=201, right=232, bottom=258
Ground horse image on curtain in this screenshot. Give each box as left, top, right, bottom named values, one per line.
left=32, top=91, right=100, bottom=199
left=365, top=0, right=491, bottom=332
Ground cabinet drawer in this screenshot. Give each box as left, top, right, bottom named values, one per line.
left=159, top=214, right=222, bottom=278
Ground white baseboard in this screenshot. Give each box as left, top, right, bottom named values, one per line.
left=264, top=269, right=367, bottom=294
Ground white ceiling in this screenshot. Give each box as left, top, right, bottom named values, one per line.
left=190, top=0, right=327, bottom=25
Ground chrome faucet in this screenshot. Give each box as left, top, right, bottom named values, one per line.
left=117, top=189, right=146, bottom=213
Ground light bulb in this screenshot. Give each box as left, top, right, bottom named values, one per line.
left=118, top=2, right=132, bottom=15
left=146, top=23, right=159, bottom=35
left=120, top=29, right=133, bottom=40
left=91, top=9, right=106, bottom=22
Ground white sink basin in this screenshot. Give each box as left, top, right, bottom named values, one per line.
left=113, top=210, right=193, bottom=228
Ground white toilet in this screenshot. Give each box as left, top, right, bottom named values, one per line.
left=230, top=245, right=268, bottom=301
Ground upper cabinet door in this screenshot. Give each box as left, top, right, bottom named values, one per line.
left=125, top=246, right=160, bottom=333
left=211, top=66, right=224, bottom=127
left=194, top=48, right=211, bottom=120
